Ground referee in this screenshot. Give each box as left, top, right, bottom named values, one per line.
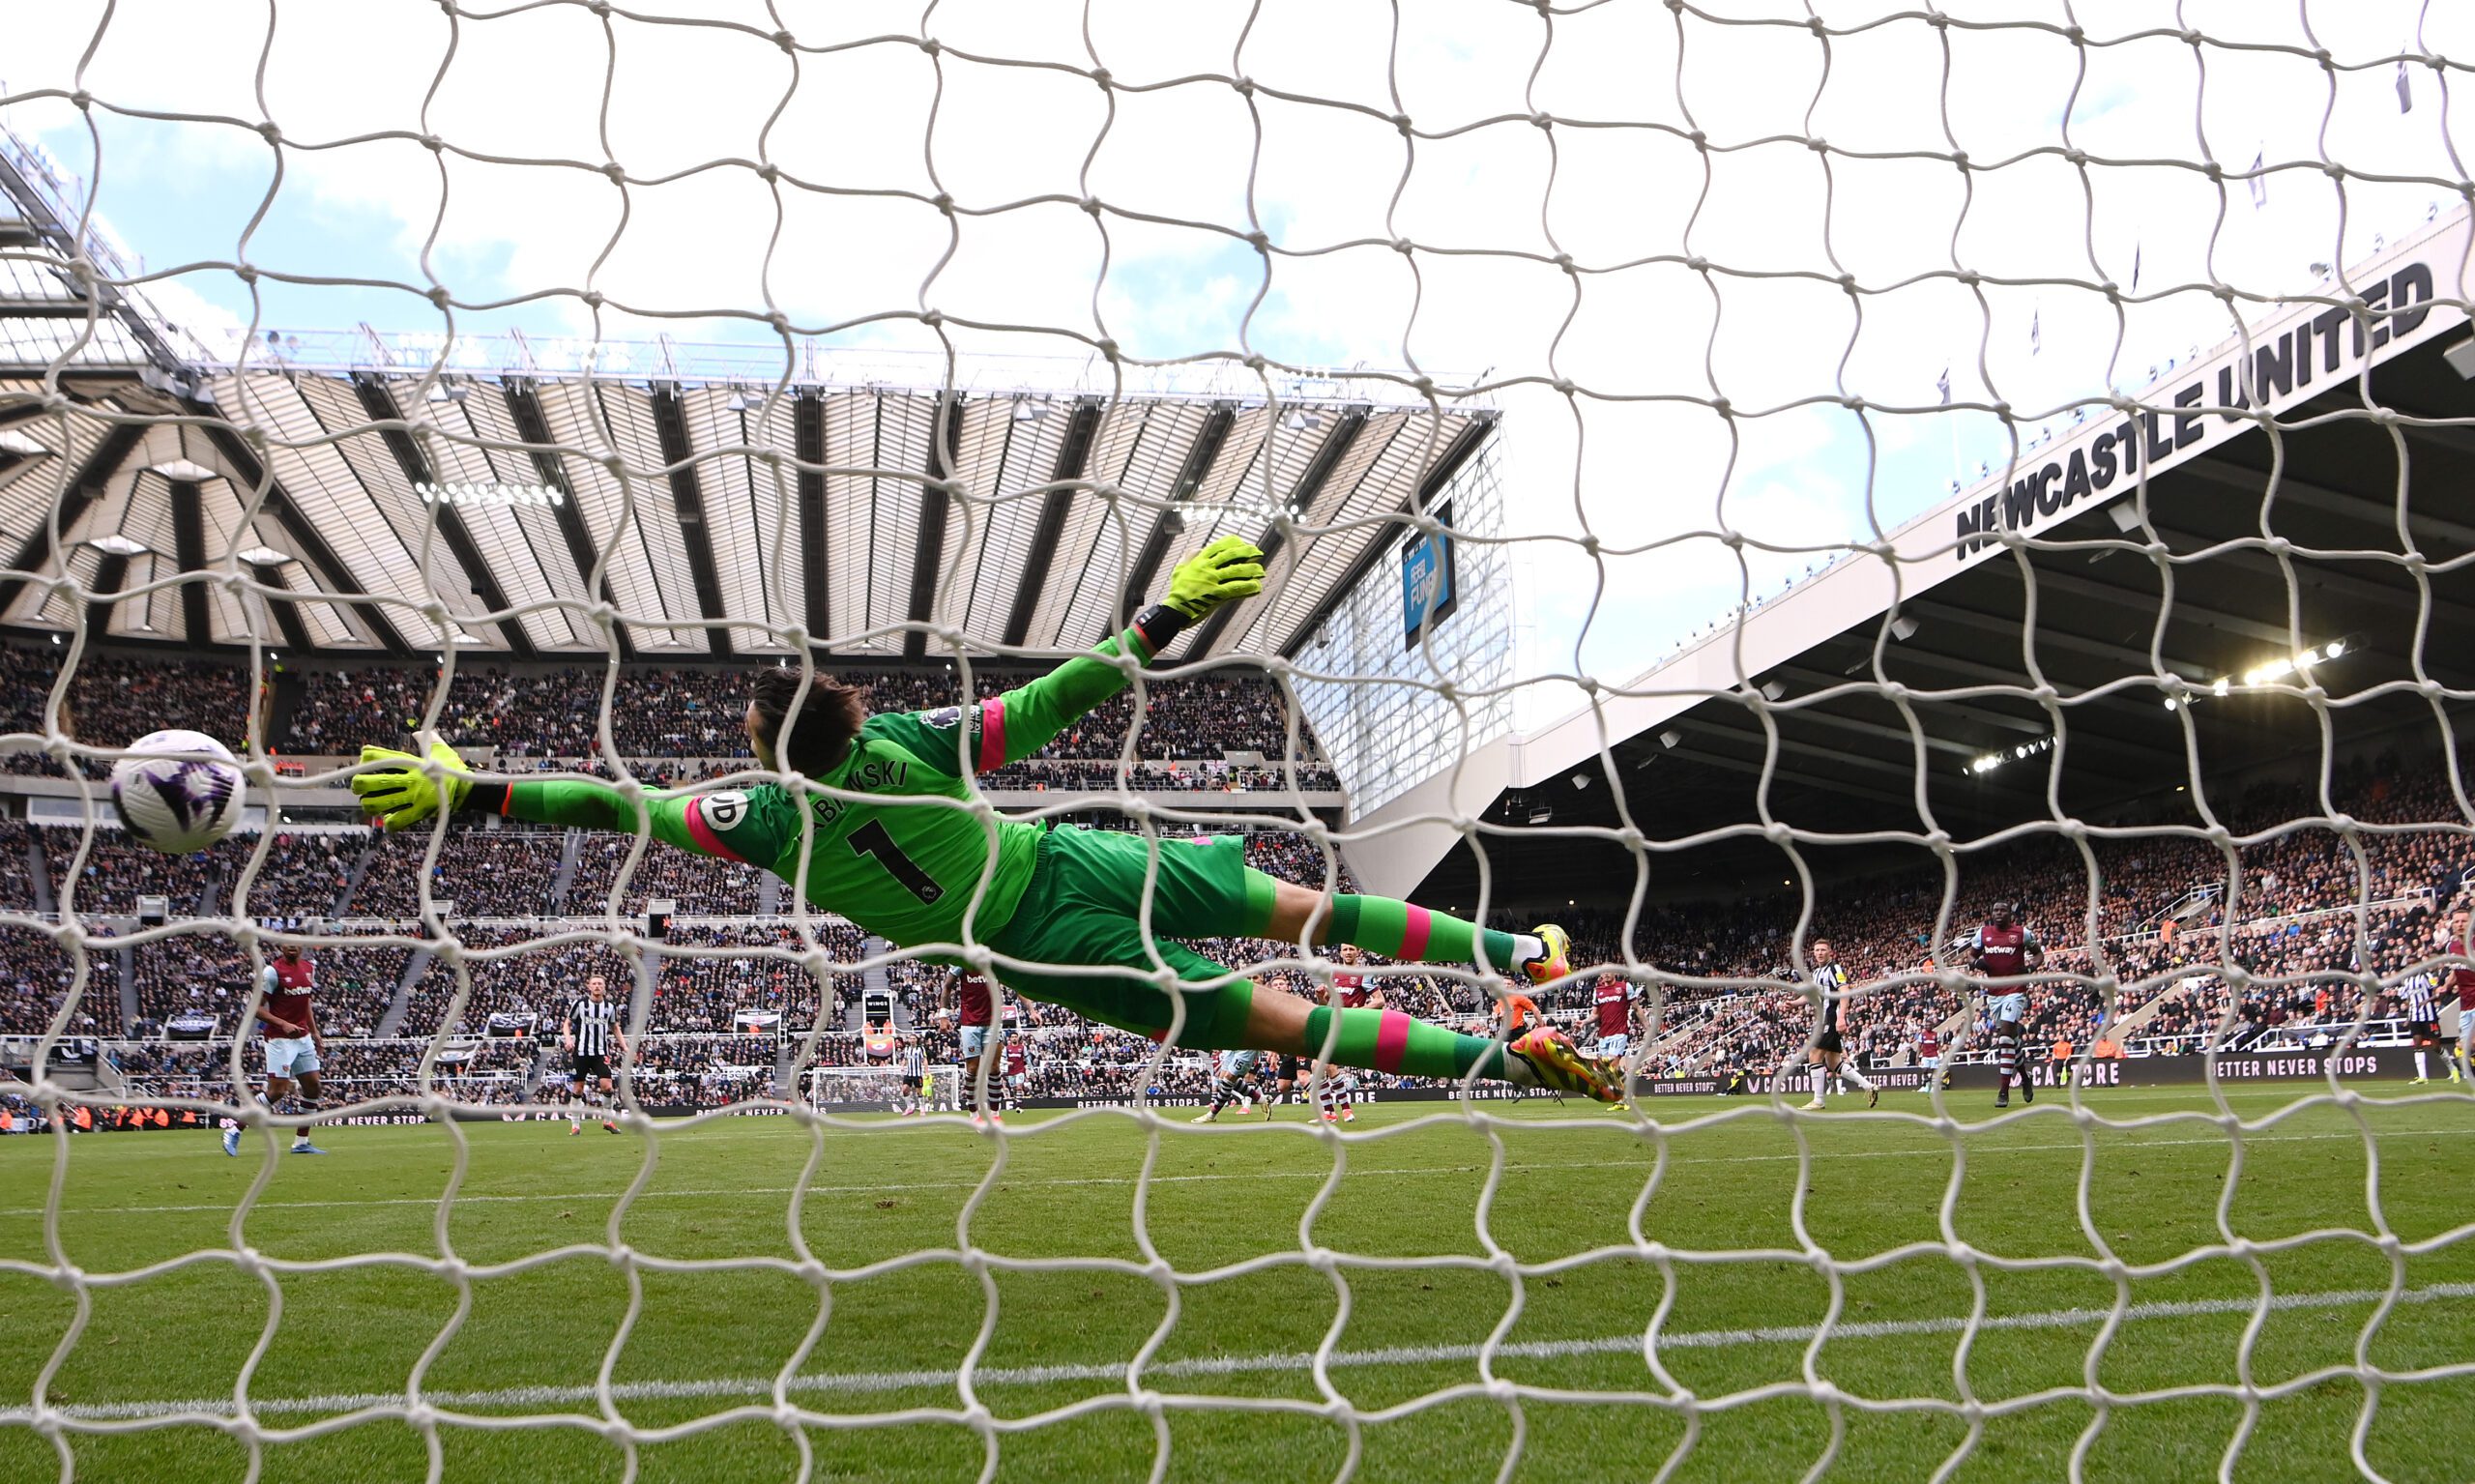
left=564, top=974, right=627, bottom=1136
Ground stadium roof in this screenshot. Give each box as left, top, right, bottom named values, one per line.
left=0, top=130, right=1492, bottom=671
left=1355, top=211, right=2475, bottom=908
left=0, top=370, right=1488, bottom=667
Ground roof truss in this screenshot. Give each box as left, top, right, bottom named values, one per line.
left=1004, top=400, right=1103, bottom=653
left=354, top=376, right=534, bottom=656
left=649, top=385, right=733, bottom=657
left=191, top=412, right=411, bottom=655
left=902, top=395, right=964, bottom=661
left=796, top=390, right=828, bottom=651
left=0, top=416, right=142, bottom=621
left=1107, top=403, right=1236, bottom=644
left=1185, top=408, right=1371, bottom=660
left=503, top=380, right=635, bottom=660
left=1273, top=415, right=1495, bottom=658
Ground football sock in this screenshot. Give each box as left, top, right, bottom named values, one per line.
left=1304, top=892, right=1534, bottom=972
left=1841, top=1062, right=1875, bottom=1092
left=1300, top=1004, right=1507, bottom=1080
left=1809, top=1065, right=1828, bottom=1098
left=2413, top=1051, right=2428, bottom=1078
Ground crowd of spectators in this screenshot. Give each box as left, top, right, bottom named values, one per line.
left=119, top=929, right=403, bottom=1039
left=391, top=923, right=643, bottom=1037
left=9, top=649, right=2474, bottom=1111
left=568, top=833, right=764, bottom=916
left=46, top=832, right=220, bottom=916
left=658, top=920, right=867, bottom=1031
left=117, top=1034, right=538, bottom=1105
left=0, top=646, right=262, bottom=777
left=1641, top=760, right=2475, bottom=1078
left=344, top=829, right=566, bottom=919
left=0, top=822, right=39, bottom=910
left=282, top=661, right=1321, bottom=767
left=975, top=758, right=1340, bottom=793
left=222, top=833, right=358, bottom=918
left=0, top=922, right=109, bottom=1034
left=282, top=665, right=748, bottom=761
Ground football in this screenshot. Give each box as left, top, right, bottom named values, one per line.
left=110, top=729, right=247, bottom=855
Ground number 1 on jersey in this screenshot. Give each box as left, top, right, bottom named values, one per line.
left=849, top=819, right=944, bottom=904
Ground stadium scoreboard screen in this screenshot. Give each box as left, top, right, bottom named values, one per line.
left=1400, top=501, right=1458, bottom=649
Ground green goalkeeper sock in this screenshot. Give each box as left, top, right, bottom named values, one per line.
left=1320, top=894, right=1530, bottom=971
left=1302, top=1004, right=1506, bottom=1080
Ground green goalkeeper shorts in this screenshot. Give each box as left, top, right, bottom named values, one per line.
left=986, top=825, right=1274, bottom=1043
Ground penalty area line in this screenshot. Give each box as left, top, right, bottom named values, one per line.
left=14, top=1281, right=2474, bottom=1423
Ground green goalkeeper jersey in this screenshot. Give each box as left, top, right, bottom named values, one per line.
left=480, top=621, right=1172, bottom=954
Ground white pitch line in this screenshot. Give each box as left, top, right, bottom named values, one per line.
left=14, top=1281, right=2473, bottom=1423
left=0, top=1132, right=2381, bottom=1219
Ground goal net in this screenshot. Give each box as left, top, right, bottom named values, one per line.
left=3, top=2, right=2473, bottom=1479
left=802, top=1062, right=964, bottom=1114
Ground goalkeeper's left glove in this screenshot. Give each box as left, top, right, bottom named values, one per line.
left=1164, top=535, right=1267, bottom=621
left=351, top=738, right=472, bottom=831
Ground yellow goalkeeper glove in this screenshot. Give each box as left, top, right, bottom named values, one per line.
left=1164, top=535, right=1267, bottom=621
left=351, top=738, right=473, bottom=831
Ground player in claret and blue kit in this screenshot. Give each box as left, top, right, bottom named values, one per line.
left=349, top=538, right=1618, bottom=1106
left=221, top=945, right=328, bottom=1156
left=1971, top=902, right=2043, bottom=1109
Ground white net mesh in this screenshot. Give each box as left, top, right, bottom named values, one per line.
left=3, top=2, right=2475, bottom=1479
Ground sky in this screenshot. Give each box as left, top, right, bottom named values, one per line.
left=2, top=0, right=2467, bottom=728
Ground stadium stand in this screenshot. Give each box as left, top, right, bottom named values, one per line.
left=1, top=653, right=2463, bottom=1107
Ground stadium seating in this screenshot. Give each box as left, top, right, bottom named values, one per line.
left=7, top=650, right=2470, bottom=1105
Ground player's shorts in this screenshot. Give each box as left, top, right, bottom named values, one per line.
left=1218, top=1049, right=1263, bottom=1077
left=1987, top=992, right=2029, bottom=1027
left=1814, top=1027, right=1845, bottom=1055
left=265, top=1036, right=319, bottom=1078
left=1595, top=1032, right=1630, bottom=1060
left=2408, top=1018, right=2441, bottom=1044
left=901, top=1075, right=923, bottom=1091
left=960, top=1023, right=991, bottom=1059
left=572, top=1053, right=611, bottom=1083
left=1278, top=1055, right=1302, bottom=1081
left=987, top=826, right=1266, bottom=1045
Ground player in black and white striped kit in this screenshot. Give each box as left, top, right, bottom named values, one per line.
left=2397, top=969, right=2458, bottom=1085
left=564, top=975, right=627, bottom=1136
left=1797, top=940, right=1878, bottom=1111
left=896, top=1035, right=930, bottom=1117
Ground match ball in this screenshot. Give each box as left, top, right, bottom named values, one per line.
left=110, top=729, right=246, bottom=855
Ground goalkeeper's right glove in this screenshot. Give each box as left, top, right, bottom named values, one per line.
left=1164, top=535, right=1267, bottom=621
left=351, top=738, right=473, bottom=831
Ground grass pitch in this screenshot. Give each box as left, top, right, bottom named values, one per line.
left=2, top=1085, right=2471, bottom=1482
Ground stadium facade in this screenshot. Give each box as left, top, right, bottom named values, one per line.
left=1344, top=209, right=2475, bottom=909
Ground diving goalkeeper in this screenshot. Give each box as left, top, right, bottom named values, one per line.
left=351, top=538, right=1617, bottom=1102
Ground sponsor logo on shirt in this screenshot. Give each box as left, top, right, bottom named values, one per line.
left=920, top=706, right=963, bottom=730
